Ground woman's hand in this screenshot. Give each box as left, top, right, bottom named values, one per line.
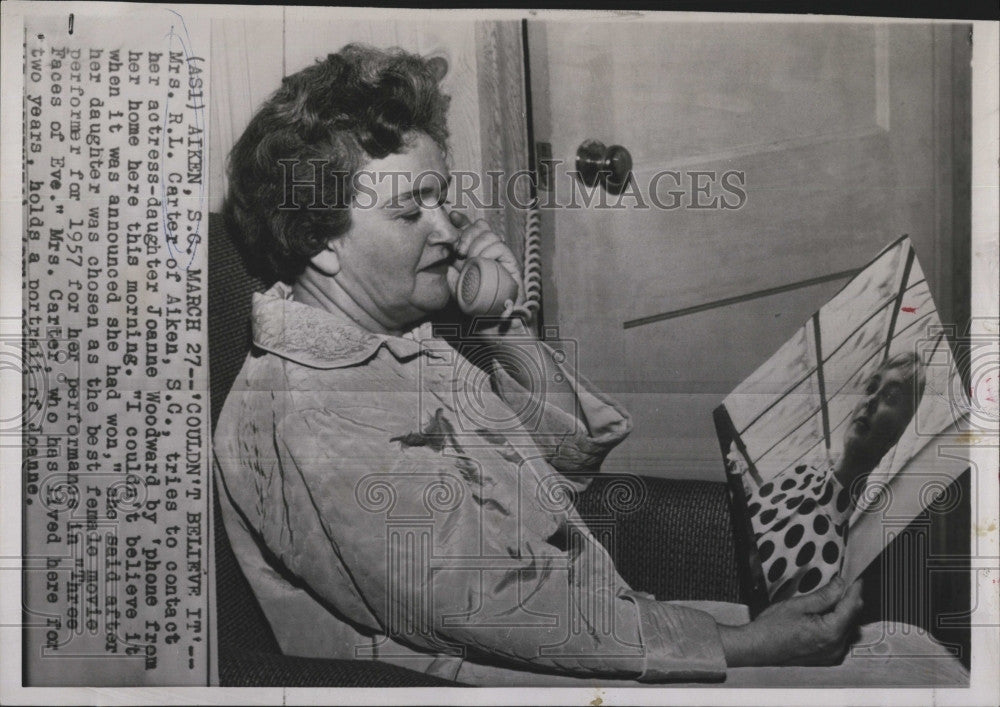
left=446, top=211, right=524, bottom=307
left=718, top=577, right=864, bottom=667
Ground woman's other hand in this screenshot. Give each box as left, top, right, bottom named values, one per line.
left=718, top=577, right=864, bottom=667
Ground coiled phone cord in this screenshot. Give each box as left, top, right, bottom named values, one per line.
left=504, top=201, right=542, bottom=323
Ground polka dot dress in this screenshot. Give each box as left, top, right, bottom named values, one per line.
left=738, top=455, right=852, bottom=602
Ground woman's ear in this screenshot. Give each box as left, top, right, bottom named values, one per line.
left=308, top=240, right=341, bottom=277
left=427, top=56, right=448, bottom=82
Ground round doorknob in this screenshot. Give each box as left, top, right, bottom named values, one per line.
left=575, top=140, right=633, bottom=195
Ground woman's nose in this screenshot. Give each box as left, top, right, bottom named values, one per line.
left=427, top=207, right=461, bottom=246
left=854, top=393, right=874, bottom=417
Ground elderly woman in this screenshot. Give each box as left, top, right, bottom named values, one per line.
left=214, top=44, right=867, bottom=686
left=736, top=353, right=926, bottom=602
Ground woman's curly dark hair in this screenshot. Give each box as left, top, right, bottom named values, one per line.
left=225, top=44, right=451, bottom=283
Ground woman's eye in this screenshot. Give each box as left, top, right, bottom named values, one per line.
left=400, top=211, right=422, bottom=223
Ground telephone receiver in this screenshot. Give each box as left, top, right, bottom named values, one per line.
left=447, top=210, right=520, bottom=317
left=453, top=257, right=520, bottom=317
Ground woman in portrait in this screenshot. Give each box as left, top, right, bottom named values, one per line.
left=732, top=352, right=926, bottom=602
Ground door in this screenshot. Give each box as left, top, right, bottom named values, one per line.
left=527, top=19, right=969, bottom=482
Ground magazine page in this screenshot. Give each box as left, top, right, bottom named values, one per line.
left=717, top=237, right=971, bottom=606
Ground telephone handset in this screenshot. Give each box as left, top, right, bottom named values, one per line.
left=449, top=204, right=541, bottom=321
left=453, top=257, right=519, bottom=317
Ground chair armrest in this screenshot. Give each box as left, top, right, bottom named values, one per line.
left=576, top=475, right=743, bottom=604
